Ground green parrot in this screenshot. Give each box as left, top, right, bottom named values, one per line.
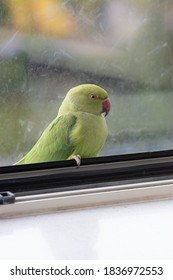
left=15, top=84, right=111, bottom=165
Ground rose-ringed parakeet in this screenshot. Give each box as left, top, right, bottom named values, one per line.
left=15, top=84, right=111, bottom=165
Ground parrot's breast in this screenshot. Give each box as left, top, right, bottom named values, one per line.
left=70, top=112, right=108, bottom=158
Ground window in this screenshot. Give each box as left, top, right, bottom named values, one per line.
left=0, top=1, right=173, bottom=216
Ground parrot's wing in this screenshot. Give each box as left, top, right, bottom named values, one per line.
left=17, top=114, right=77, bottom=164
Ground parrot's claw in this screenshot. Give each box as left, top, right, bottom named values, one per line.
left=72, top=154, right=81, bottom=167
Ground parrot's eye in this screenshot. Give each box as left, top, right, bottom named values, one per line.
left=90, top=94, right=98, bottom=100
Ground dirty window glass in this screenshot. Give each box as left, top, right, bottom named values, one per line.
left=0, top=0, right=173, bottom=166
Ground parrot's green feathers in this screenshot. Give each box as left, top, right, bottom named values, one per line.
left=16, top=84, right=110, bottom=165
left=17, top=114, right=77, bottom=164
left=58, top=84, right=109, bottom=116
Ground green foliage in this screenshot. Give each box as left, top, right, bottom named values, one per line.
left=0, top=0, right=9, bottom=24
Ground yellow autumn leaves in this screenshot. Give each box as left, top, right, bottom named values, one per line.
left=7, top=0, right=77, bottom=38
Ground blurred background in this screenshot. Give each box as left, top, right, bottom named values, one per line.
left=0, top=0, right=173, bottom=165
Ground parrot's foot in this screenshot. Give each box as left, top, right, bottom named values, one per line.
left=72, top=154, right=81, bottom=167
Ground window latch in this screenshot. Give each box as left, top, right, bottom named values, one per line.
left=0, top=192, right=15, bottom=205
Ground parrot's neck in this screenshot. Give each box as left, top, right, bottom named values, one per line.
left=58, top=98, right=78, bottom=116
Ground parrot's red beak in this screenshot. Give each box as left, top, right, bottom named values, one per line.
left=102, top=97, right=111, bottom=116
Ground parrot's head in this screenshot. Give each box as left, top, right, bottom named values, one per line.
left=59, top=84, right=111, bottom=116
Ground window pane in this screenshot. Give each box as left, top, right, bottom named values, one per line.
left=0, top=0, right=173, bottom=166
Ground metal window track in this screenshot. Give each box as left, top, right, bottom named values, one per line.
left=1, top=178, right=173, bottom=219
left=1, top=150, right=173, bottom=218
